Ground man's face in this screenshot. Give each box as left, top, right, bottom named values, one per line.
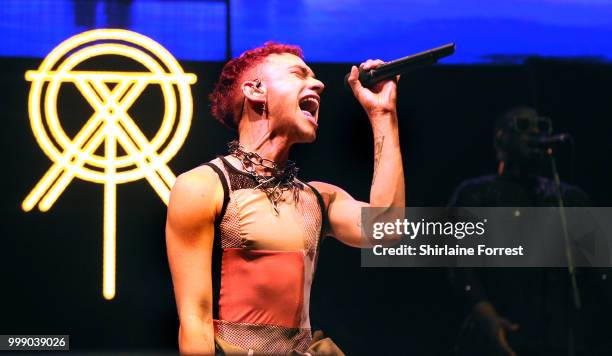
left=258, top=53, right=325, bottom=143
left=496, top=113, right=552, bottom=165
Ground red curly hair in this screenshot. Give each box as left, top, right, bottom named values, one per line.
left=209, top=42, right=304, bottom=130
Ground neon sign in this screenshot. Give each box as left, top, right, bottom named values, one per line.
left=23, top=29, right=197, bottom=300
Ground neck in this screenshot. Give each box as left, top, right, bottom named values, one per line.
left=498, top=160, right=540, bottom=181
left=236, top=110, right=292, bottom=168
left=240, top=134, right=291, bottom=166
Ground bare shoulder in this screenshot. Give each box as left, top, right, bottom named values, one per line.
left=174, top=164, right=221, bottom=191
left=172, top=165, right=222, bottom=203
left=167, top=165, right=224, bottom=229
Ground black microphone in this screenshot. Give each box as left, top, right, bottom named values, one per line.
left=344, top=43, right=456, bottom=89
left=530, top=134, right=572, bottom=147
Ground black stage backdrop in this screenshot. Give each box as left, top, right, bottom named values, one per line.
left=1, top=58, right=612, bottom=355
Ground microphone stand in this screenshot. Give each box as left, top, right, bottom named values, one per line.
left=548, top=149, right=581, bottom=356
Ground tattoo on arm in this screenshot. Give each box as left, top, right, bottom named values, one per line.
left=372, top=136, right=385, bottom=185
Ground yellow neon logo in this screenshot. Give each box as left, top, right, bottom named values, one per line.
left=23, top=29, right=197, bottom=300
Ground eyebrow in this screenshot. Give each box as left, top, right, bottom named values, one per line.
left=289, top=65, right=316, bottom=78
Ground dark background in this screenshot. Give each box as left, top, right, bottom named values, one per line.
left=2, top=57, right=612, bottom=355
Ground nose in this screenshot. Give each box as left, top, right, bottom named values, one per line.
left=309, top=77, right=325, bottom=94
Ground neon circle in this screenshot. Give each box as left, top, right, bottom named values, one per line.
left=26, top=29, right=197, bottom=184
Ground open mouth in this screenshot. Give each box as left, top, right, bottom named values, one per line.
left=299, top=95, right=320, bottom=124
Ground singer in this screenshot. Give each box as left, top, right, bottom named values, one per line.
left=165, top=42, right=405, bottom=355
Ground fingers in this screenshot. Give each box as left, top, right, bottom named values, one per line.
left=347, top=65, right=364, bottom=93
left=360, top=59, right=385, bottom=71
left=311, top=330, right=325, bottom=342
left=357, top=59, right=396, bottom=93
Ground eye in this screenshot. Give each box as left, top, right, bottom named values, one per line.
left=292, top=70, right=306, bottom=79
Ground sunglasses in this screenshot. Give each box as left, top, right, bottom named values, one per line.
left=511, top=116, right=552, bottom=135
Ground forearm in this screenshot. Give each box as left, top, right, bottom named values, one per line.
left=369, top=111, right=405, bottom=207
left=178, top=315, right=215, bottom=355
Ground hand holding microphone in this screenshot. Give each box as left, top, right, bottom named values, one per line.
left=345, top=42, right=456, bottom=90
left=346, top=59, right=399, bottom=118
left=345, top=43, right=456, bottom=119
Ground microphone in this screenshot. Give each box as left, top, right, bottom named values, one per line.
left=529, top=134, right=572, bottom=147
left=345, top=43, right=456, bottom=89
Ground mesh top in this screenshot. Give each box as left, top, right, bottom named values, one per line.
left=205, top=156, right=325, bottom=353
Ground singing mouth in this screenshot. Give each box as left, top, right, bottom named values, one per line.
left=299, top=95, right=320, bottom=124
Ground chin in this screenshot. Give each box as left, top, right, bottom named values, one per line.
left=294, top=130, right=316, bottom=144
left=290, top=118, right=318, bottom=143
left=303, top=133, right=316, bottom=143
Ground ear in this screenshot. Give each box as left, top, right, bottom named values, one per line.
left=242, top=80, right=266, bottom=104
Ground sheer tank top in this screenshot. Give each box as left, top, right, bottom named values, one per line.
left=202, top=156, right=326, bottom=354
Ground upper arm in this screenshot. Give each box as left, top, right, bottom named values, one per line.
left=309, top=181, right=368, bottom=248
left=166, top=166, right=223, bottom=324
